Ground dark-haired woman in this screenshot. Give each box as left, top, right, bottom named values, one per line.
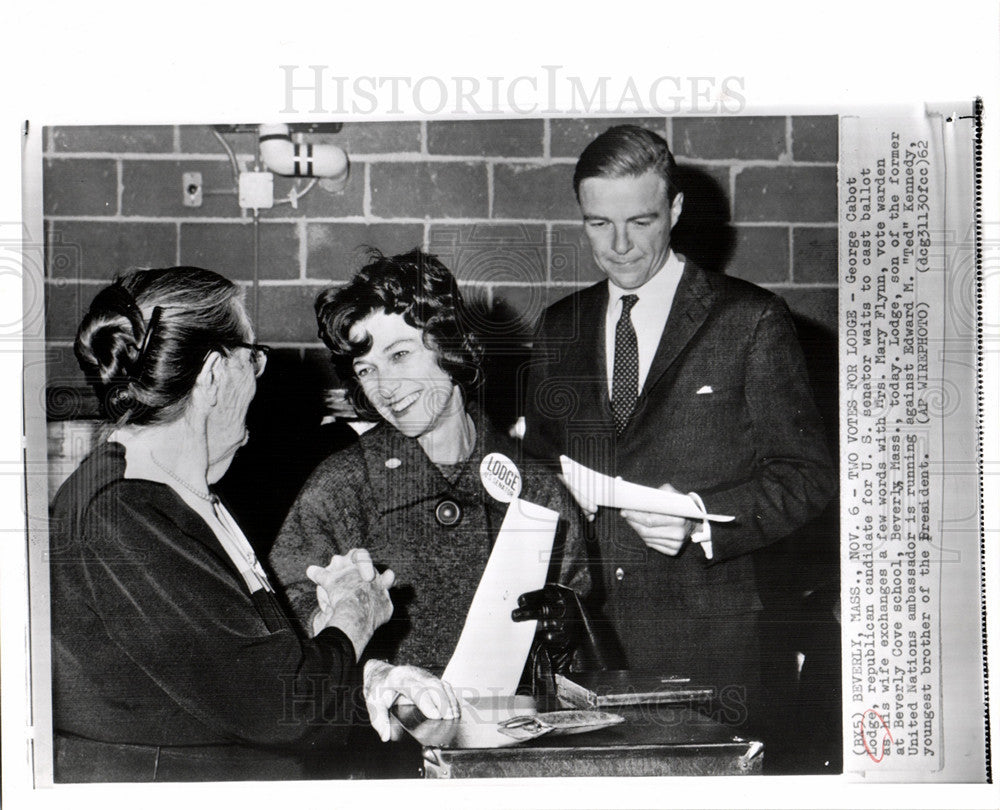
left=49, top=266, right=457, bottom=782
left=269, top=250, right=590, bottom=678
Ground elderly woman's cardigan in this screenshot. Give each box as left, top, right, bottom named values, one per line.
left=50, top=441, right=361, bottom=782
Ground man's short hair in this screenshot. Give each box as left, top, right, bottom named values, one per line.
left=573, top=125, right=680, bottom=201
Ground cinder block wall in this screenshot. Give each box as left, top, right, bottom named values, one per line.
left=41, top=116, right=838, bottom=422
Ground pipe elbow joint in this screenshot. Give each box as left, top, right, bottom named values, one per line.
left=258, top=124, right=349, bottom=184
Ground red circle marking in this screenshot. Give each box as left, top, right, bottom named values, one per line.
left=859, top=708, right=894, bottom=763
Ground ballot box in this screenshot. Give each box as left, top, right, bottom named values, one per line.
left=393, top=684, right=764, bottom=779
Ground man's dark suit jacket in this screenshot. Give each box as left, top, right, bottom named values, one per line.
left=524, top=260, right=836, bottom=682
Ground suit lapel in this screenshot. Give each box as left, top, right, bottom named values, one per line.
left=640, top=260, right=715, bottom=397
left=564, top=283, right=612, bottom=417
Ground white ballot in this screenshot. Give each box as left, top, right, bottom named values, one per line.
left=442, top=498, right=558, bottom=698
left=559, top=455, right=735, bottom=523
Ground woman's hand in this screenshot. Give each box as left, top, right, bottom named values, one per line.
left=307, top=549, right=394, bottom=659
left=362, top=659, right=460, bottom=742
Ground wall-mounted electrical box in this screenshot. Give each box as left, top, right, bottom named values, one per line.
left=238, top=171, right=274, bottom=209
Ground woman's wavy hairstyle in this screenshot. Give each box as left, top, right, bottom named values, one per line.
left=74, top=266, right=248, bottom=425
left=315, top=249, right=484, bottom=420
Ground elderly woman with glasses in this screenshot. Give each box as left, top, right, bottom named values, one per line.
left=49, top=266, right=458, bottom=783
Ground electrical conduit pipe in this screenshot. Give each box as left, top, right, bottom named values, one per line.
left=257, top=124, right=349, bottom=183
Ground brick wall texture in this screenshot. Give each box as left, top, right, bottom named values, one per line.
left=42, top=117, right=838, bottom=419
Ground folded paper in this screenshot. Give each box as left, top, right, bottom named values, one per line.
left=559, top=455, right=735, bottom=522
left=442, top=498, right=559, bottom=697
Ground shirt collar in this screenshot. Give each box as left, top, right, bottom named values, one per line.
left=607, top=250, right=685, bottom=304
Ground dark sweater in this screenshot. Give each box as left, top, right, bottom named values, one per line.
left=50, top=441, right=361, bottom=781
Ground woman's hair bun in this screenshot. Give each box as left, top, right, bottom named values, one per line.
left=74, top=283, right=146, bottom=386
left=73, top=267, right=246, bottom=426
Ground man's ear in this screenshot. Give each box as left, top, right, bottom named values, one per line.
left=192, top=351, right=223, bottom=409
left=670, top=191, right=684, bottom=226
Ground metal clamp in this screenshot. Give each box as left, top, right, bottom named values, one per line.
left=737, top=740, right=764, bottom=771
left=422, top=746, right=451, bottom=779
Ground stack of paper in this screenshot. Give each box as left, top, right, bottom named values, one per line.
left=559, top=455, right=734, bottom=522
left=442, top=498, right=560, bottom=698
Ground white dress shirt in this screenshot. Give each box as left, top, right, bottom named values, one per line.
left=603, top=251, right=713, bottom=558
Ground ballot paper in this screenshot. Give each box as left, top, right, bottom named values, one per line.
left=559, top=455, right=735, bottom=522
left=441, top=498, right=559, bottom=698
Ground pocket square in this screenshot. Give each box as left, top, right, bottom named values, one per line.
left=696, top=385, right=714, bottom=394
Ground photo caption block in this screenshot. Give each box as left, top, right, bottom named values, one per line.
left=840, top=110, right=986, bottom=780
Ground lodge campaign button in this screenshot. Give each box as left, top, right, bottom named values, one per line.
left=479, top=452, right=521, bottom=502
left=435, top=499, right=462, bottom=527
left=614, top=567, right=625, bottom=581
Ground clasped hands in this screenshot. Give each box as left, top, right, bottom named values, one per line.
left=306, top=549, right=460, bottom=741
left=560, top=474, right=699, bottom=556
left=307, top=548, right=394, bottom=653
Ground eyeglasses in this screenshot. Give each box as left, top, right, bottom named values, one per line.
left=230, top=342, right=271, bottom=377
left=134, top=305, right=270, bottom=379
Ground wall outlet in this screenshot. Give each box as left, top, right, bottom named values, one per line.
left=182, top=171, right=202, bottom=207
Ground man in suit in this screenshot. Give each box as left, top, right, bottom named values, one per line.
left=523, top=125, right=836, bottom=726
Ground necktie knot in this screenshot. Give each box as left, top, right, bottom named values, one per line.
left=620, top=294, right=639, bottom=315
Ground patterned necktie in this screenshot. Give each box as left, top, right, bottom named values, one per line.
left=611, top=294, right=640, bottom=435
